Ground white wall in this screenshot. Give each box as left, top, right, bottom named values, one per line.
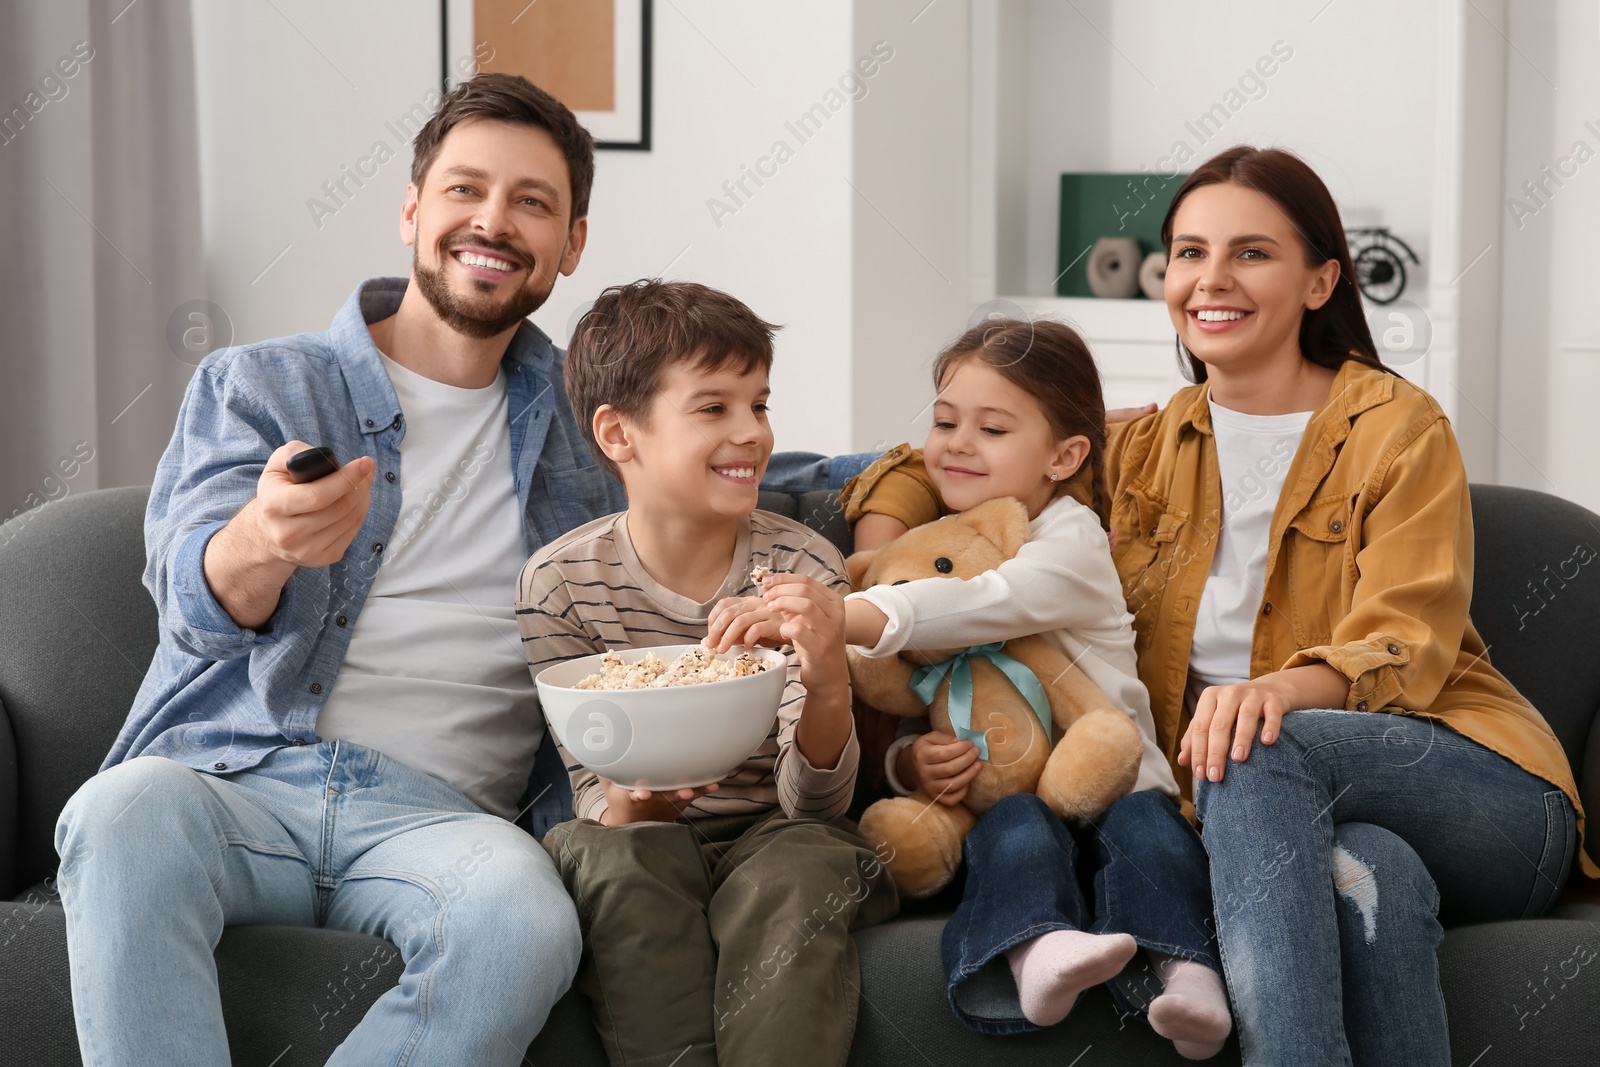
left=192, top=0, right=859, bottom=454
left=1496, top=0, right=1600, bottom=512
left=850, top=0, right=972, bottom=453
left=538, top=3, right=857, bottom=455
left=1017, top=0, right=1438, bottom=298
left=191, top=0, right=431, bottom=344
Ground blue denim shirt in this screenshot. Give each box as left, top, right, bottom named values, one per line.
left=110, top=277, right=874, bottom=835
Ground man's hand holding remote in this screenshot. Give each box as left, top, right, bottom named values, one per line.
left=202, top=440, right=375, bottom=630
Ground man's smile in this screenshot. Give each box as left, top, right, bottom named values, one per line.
left=446, top=241, right=528, bottom=282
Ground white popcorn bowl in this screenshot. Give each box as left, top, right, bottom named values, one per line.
left=535, top=644, right=788, bottom=792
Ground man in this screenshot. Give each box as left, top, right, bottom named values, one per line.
left=52, top=73, right=862, bottom=1065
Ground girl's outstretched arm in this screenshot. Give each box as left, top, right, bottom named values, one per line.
left=851, top=499, right=1127, bottom=658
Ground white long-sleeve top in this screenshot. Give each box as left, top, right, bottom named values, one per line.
left=849, top=495, right=1179, bottom=797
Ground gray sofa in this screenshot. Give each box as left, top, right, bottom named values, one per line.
left=1, top=484, right=1596, bottom=1066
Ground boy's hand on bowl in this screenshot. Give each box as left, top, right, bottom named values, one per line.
left=597, top=778, right=720, bottom=825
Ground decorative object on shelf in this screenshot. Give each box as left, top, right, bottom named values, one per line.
left=1057, top=172, right=1186, bottom=297
left=1346, top=227, right=1419, bottom=305
left=444, top=0, right=653, bottom=150
left=1138, top=251, right=1167, bottom=301
left=1086, top=237, right=1142, bottom=299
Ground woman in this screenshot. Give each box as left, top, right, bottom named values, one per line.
left=1120, top=144, right=1592, bottom=1063
left=845, top=146, right=1591, bottom=1064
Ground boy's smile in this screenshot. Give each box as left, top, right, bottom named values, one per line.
left=617, top=361, right=774, bottom=525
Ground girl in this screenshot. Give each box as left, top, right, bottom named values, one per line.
left=719, top=320, right=1234, bottom=1058
left=842, top=146, right=1593, bottom=1065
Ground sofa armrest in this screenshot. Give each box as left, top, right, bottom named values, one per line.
left=1585, top=711, right=1599, bottom=866
left=794, top=490, right=851, bottom=560
left=0, top=695, right=17, bottom=898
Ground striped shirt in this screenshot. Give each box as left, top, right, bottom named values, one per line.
left=516, top=510, right=858, bottom=824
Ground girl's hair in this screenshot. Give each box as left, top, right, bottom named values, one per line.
left=932, top=319, right=1111, bottom=531
left=1159, top=145, right=1389, bottom=383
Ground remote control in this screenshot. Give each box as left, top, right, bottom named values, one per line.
left=286, top=446, right=339, bottom=484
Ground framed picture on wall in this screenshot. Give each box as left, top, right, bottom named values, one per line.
left=442, top=0, right=653, bottom=150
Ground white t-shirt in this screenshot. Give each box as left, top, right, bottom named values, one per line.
left=316, top=353, right=538, bottom=819
left=849, top=495, right=1179, bottom=798
left=1186, top=397, right=1313, bottom=689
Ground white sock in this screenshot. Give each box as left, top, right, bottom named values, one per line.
left=1005, top=930, right=1137, bottom=1027
left=1148, top=952, right=1232, bottom=1060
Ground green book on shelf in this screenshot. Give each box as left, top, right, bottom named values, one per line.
left=1057, top=172, right=1186, bottom=298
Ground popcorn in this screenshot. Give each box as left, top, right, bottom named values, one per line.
left=574, top=646, right=769, bottom=690
left=749, top=564, right=772, bottom=587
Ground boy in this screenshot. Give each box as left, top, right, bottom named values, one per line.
left=516, top=279, right=898, bottom=1066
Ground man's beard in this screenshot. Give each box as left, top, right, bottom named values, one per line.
left=412, top=238, right=550, bottom=340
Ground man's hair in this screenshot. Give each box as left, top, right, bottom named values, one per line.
left=410, top=72, right=596, bottom=222
left=566, top=279, right=780, bottom=479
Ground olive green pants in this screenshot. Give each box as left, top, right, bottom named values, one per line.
left=543, top=810, right=899, bottom=1067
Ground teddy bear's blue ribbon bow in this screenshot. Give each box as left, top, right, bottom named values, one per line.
left=909, top=642, right=1053, bottom=761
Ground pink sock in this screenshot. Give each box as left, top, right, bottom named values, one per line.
left=1148, top=953, right=1232, bottom=1060
left=1005, top=930, right=1137, bottom=1027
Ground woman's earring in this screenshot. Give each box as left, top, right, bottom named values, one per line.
left=1048, top=473, right=1060, bottom=481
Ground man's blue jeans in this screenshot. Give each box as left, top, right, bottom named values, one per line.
left=1196, top=710, right=1577, bottom=1067
left=941, top=790, right=1220, bottom=1034
left=54, top=742, right=581, bottom=1066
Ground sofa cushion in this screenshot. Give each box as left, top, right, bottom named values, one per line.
left=758, top=488, right=852, bottom=558
left=845, top=915, right=1240, bottom=1064
left=0, top=891, right=410, bottom=1067
left=1466, top=484, right=1600, bottom=860
left=0, top=488, right=157, bottom=897
left=1, top=884, right=616, bottom=1067
left=6, top=890, right=1219, bottom=1067
left=1437, top=916, right=1600, bottom=1064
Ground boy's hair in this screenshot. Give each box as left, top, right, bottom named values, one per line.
left=566, top=279, right=780, bottom=479
left=410, top=72, right=596, bottom=223
left=932, top=319, right=1112, bottom=530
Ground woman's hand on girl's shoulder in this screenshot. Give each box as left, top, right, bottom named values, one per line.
left=1106, top=402, right=1158, bottom=425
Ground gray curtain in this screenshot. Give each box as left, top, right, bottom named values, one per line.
left=0, top=0, right=202, bottom=526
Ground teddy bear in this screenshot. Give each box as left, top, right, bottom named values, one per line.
left=846, top=497, right=1144, bottom=899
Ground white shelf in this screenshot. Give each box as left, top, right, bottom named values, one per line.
left=966, top=1, right=1502, bottom=473
left=1002, top=295, right=1175, bottom=344
left=990, top=295, right=1187, bottom=410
